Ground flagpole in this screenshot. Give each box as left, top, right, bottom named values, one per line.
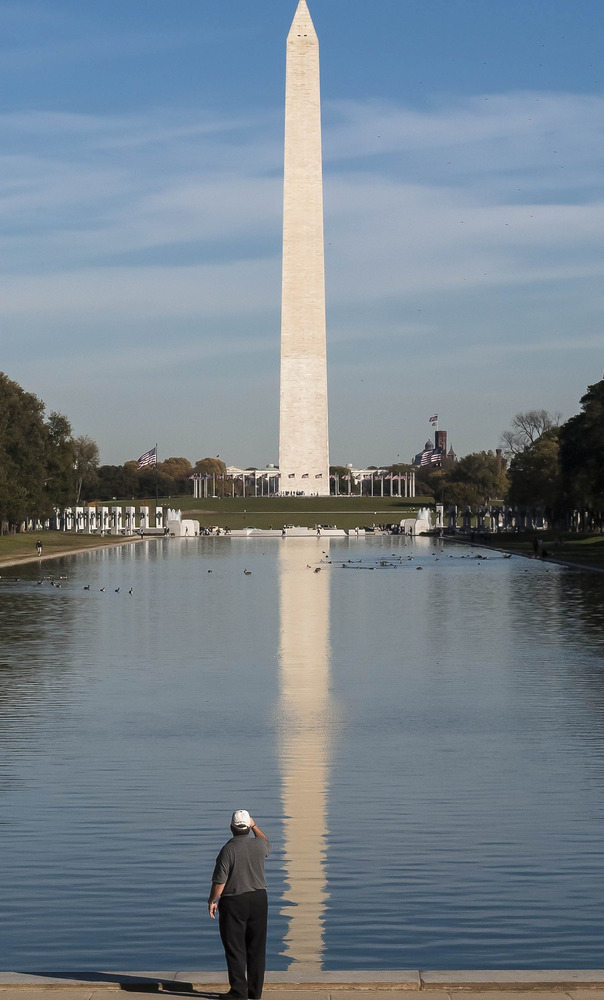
left=155, top=443, right=159, bottom=503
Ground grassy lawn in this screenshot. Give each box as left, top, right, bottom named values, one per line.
left=87, top=494, right=432, bottom=531
left=0, top=532, right=138, bottom=567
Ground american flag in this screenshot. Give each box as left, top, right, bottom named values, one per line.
left=429, top=414, right=438, bottom=424
left=138, top=446, right=157, bottom=469
left=420, top=450, right=432, bottom=466
left=430, top=447, right=443, bottom=464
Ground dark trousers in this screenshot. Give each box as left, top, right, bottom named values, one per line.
left=218, top=889, right=268, bottom=999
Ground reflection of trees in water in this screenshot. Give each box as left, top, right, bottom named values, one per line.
left=0, top=589, right=75, bottom=792
left=505, top=567, right=604, bottom=757
left=559, top=570, right=604, bottom=640
left=554, top=570, right=604, bottom=725
left=420, top=557, right=604, bottom=744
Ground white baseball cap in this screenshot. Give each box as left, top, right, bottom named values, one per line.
left=231, top=809, right=251, bottom=830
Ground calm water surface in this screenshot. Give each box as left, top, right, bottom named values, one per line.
left=2, top=535, right=604, bottom=970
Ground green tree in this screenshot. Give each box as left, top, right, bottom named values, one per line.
left=73, top=435, right=100, bottom=503
left=0, top=373, right=74, bottom=525
left=508, top=429, right=561, bottom=514
left=444, top=451, right=508, bottom=508
left=45, top=411, right=75, bottom=509
left=194, top=457, right=226, bottom=477
left=559, top=378, right=604, bottom=521
left=158, top=457, right=193, bottom=494
left=96, top=463, right=139, bottom=500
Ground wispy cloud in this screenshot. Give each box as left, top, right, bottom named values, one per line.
left=2, top=89, right=602, bottom=461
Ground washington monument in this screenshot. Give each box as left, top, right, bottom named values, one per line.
left=279, top=0, right=330, bottom=497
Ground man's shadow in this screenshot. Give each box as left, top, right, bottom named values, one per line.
left=14, top=973, right=227, bottom=997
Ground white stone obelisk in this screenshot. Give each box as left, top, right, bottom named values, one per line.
left=279, top=0, right=330, bottom=497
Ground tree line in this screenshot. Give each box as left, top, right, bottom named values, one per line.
left=417, top=378, right=604, bottom=529
left=0, top=372, right=229, bottom=525
left=1, top=369, right=602, bottom=528
left=507, top=379, right=604, bottom=529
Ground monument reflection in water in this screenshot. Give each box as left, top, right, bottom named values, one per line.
left=4, top=538, right=604, bottom=970
left=278, top=539, right=332, bottom=971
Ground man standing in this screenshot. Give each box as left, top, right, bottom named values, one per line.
left=208, top=810, right=271, bottom=1000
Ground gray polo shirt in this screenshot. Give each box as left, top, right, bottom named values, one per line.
left=212, top=834, right=271, bottom=896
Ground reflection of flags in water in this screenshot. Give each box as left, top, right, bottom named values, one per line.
left=138, top=446, right=157, bottom=468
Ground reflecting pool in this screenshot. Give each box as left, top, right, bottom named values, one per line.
left=1, top=535, right=604, bottom=970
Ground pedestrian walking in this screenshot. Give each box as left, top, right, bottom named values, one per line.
left=36, top=539, right=42, bottom=556
left=208, top=810, right=271, bottom=999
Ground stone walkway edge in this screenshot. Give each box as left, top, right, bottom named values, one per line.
left=3, top=971, right=604, bottom=991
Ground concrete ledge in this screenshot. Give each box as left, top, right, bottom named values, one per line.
left=2, top=972, right=604, bottom=993
left=262, top=973, right=420, bottom=990
left=420, top=972, right=604, bottom=991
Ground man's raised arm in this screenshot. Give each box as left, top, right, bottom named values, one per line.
left=249, top=817, right=268, bottom=840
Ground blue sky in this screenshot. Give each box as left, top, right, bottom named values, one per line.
left=2, top=0, right=603, bottom=468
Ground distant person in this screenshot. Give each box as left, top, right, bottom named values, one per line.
left=208, top=810, right=271, bottom=999
left=36, top=539, right=42, bottom=556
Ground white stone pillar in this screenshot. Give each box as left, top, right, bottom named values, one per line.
left=139, top=506, right=149, bottom=530
left=111, top=507, right=122, bottom=534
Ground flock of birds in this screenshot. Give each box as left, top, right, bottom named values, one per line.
left=0, top=574, right=135, bottom=593
left=306, top=550, right=503, bottom=572
left=237, top=550, right=515, bottom=576
left=0, top=549, right=523, bottom=591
